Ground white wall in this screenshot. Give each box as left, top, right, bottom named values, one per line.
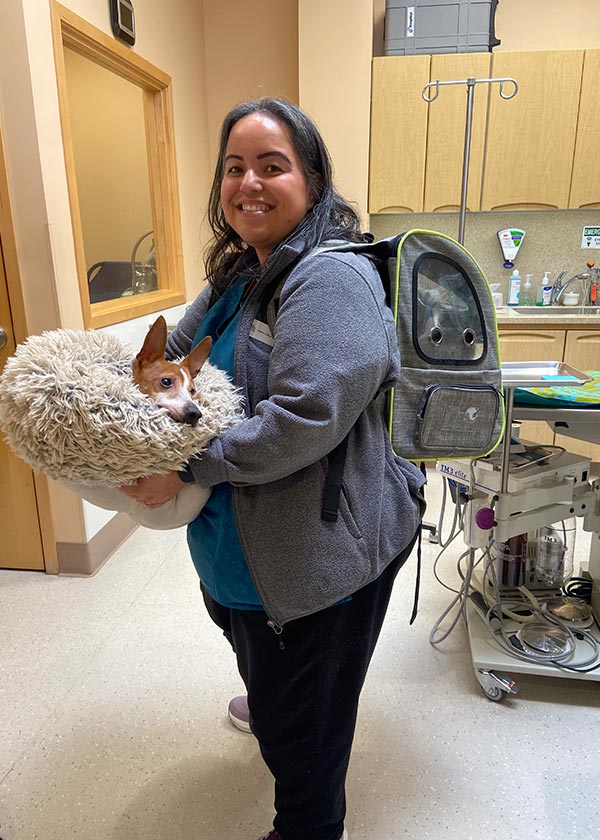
left=201, top=1, right=299, bottom=168
left=495, top=0, right=600, bottom=50
left=0, top=0, right=211, bottom=541
left=299, top=0, right=374, bottom=226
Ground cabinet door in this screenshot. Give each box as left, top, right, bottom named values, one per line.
left=424, top=53, right=491, bottom=213
left=555, top=331, right=600, bottom=461
left=369, top=56, right=430, bottom=213
left=482, top=51, right=583, bottom=211
left=499, top=329, right=566, bottom=445
left=569, top=50, right=600, bottom=210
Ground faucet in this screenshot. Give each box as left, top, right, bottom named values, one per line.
left=551, top=272, right=590, bottom=304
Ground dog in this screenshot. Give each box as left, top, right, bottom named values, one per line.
left=132, top=315, right=212, bottom=425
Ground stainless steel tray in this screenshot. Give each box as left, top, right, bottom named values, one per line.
left=501, top=361, right=593, bottom=388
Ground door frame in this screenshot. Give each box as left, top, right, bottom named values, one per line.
left=0, top=124, right=58, bottom=573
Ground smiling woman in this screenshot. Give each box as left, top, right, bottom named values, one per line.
left=220, top=113, right=317, bottom=264
left=123, top=98, right=426, bottom=840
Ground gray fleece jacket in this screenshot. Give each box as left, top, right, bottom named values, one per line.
left=167, top=232, right=426, bottom=627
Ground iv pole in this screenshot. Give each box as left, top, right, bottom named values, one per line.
left=422, top=75, right=518, bottom=492
left=422, top=77, right=521, bottom=700
left=421, top=76, right=518, bottom=247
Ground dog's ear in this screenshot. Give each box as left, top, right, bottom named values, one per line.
left=135, top=316, right=168, bottom=365
left=181, top=336, right=212, bottom=380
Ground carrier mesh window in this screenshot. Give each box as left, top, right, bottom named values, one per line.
left=413, top=253, right=486, bottom=364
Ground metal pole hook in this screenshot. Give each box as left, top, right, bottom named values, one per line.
left=498, top=78, right=519, bottom=100
left=421, top=80, right=440, bottom=102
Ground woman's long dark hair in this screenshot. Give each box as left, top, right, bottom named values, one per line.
left=204, top=98, right=365, bottom=294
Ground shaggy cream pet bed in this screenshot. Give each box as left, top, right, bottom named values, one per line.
left=0, top=328, right=243, bottom=529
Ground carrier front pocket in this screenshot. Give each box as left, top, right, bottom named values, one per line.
left=415, top=383, right=503, bottom=457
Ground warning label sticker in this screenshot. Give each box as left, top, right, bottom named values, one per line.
left=582, top=226, right=600, bottom=248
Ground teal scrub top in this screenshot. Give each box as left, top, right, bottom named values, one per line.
left=186, top=277, right=263, bottom=610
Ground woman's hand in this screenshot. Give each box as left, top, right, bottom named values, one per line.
left=119, top=471, right=184, bottom=509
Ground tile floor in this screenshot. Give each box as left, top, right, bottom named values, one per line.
left=2, top=471, right=600, bottom=840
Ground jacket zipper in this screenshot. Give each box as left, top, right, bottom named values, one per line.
left=267, top=618, right=285, bottom=649
left=231, top=276, right=286, bottom=648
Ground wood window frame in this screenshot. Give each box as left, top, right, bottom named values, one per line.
left=51, top=1, right=185, bottom=329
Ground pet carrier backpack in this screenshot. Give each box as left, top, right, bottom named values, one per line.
left=375, top=228, right=504, bottom=461
left=268, top=229, right=505, bottom=467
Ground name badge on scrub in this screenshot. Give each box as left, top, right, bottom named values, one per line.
left=249, top=319, right=274, bottom=347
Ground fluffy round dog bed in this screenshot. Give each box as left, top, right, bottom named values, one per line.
left=0, top=328, right=243, bottom=492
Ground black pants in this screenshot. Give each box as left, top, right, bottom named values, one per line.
left=202, top=532, right=418, bottom=840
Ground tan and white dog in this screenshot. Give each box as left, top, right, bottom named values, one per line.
left=132, top=315, right=212, bottom=424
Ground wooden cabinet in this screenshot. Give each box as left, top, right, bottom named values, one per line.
left=564, top=330, right=600, bottom=370
left=481, top=50, right=583, bottom=211
left=369, top=53, right=489, bottom=214
left=569, top=50, right=600, bottom=210
left=423, top=53, right=490, bottom=212
left=498, top=329, right=566, bottom=445
left=555, top=330, right=600, bottom=460
left=369, top=56, right=430, bottom=213
left=370, top=49, right=596, bottom=214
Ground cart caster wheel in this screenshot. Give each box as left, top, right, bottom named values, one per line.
left=482, top=684, right=507, bottom=702
left=475, top=669, right=518, bottom=702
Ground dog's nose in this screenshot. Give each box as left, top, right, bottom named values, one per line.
left=184, top=405, right=202, bottom=425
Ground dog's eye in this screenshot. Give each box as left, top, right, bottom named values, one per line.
left=190, top=387, right=196, bottom=396
left=160, top=377, right=172, bottom=388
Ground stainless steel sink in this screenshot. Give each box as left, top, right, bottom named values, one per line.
left=510, top=306, right=600, bottom=316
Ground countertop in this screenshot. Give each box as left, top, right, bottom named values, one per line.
left=495, top=306, right=600, bottom=327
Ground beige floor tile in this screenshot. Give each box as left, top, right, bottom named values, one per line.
left=2, top=471, right=600, bottom=840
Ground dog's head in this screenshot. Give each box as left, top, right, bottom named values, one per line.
left=132, top=316, right=212, bottom=425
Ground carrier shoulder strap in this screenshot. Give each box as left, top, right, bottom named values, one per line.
left=265, top=275, right=286, bottom=335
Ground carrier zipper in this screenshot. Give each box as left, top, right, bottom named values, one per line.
left=418, top=383, right=502, bottom=418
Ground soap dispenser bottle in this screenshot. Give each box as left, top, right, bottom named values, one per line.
left=536, top=271, right=552, bottom=305
left=508, top=269, right=521, bottom=306
left=521, top=274, right=534, bottom=306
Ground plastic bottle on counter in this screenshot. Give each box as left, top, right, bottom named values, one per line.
left=489, top=283, right=503, bottom=308
left=520, top=274, right=534, bottom=306
left=536, top=271, right=552, bottom=306
left=590, top=266, right=598, bottom=305
left=507, top=269, right=521, bottom=305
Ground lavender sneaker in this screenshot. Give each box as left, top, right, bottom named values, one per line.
left=228, top=694, right=252, bottom=733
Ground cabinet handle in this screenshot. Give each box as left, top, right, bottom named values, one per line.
left=0, top=328, right=7, bottom=350
left=488, top=202, right=559, bottom=211
left=372, top=205, right=417, bottom=213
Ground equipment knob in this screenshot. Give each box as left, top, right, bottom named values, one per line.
left=475, top=506, right=495, bottom=531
